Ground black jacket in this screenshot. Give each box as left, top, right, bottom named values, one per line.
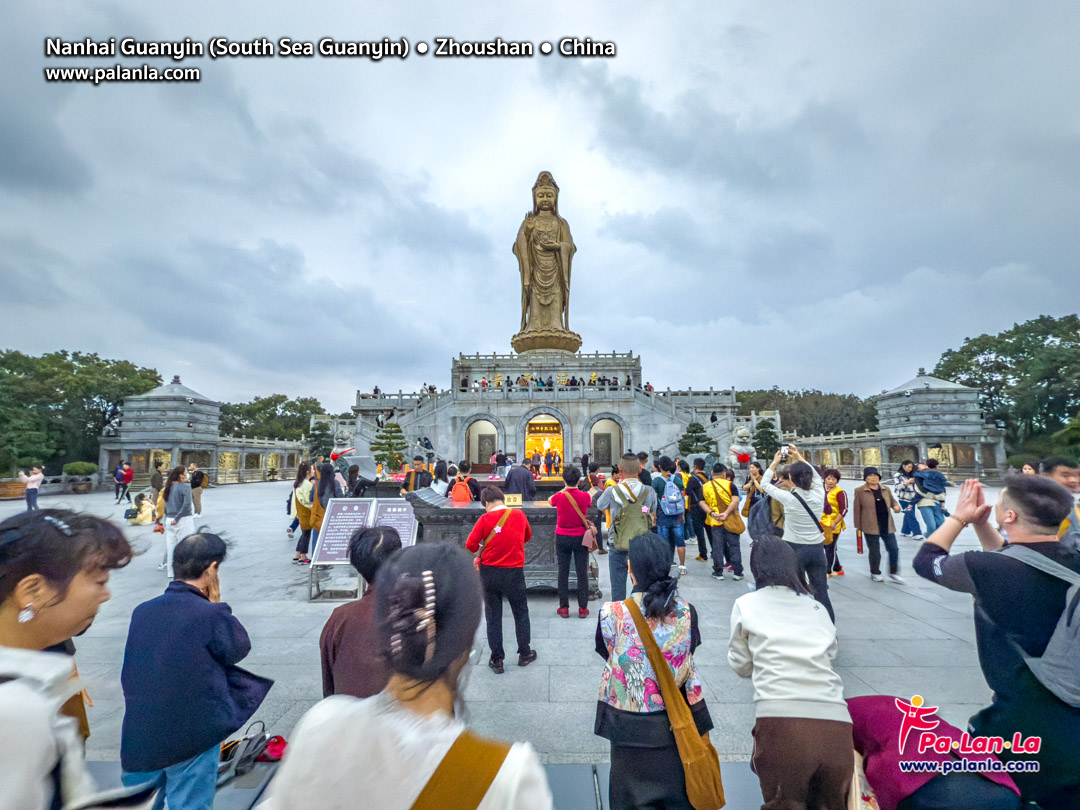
left=504, top=465, right=537, bottom=500
left=120, top=582, right=272, bottom=771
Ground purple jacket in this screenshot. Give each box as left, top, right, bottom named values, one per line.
left=847, top=696, right=1018, bottom=810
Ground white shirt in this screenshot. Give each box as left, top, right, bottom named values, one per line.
left=0, top=647, right=96, bottom=810
left=727, top=587, right=849, bottom=723
left=257, top=693, right=552, bottom=810
left=757, top=466, right=826, bottom=544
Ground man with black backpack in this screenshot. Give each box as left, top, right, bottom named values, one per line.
left=596, top=453, right=657, bottom=601
left=914, top=475, right=1080, bottom=809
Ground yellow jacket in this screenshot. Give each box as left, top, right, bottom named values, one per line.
left=700, top=478, right=736, bottom=527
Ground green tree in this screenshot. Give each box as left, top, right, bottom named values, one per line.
left=220, top=394, right=325, bottom=440
left=307, top=422, right=335, bottom=459
left=678, top=422, right=713, bottom=455
left=737, top=388, right=877, bottom=436
left=0, top=350, right=160, bottom=471
left=752, top=418, right=781, bottom=458
left=371, top=423, right=408, bottom=471
left=934, top=314, right=1080, bottom=443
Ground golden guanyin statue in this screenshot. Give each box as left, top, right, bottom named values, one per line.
left=511, top=172, right=583, bottom=353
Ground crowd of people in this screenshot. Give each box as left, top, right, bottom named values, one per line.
left=2, top=449, right=1079, bottom=810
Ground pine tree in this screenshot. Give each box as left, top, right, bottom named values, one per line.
left=678, top=422, right=713, bottom=455
left=371, top=422, right=409, bottom=471
left=752, top=418, right=781, bottom=458
left=307, top=422, right=334, bottom=459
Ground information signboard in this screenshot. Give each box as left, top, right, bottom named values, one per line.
left=311, top=499, right=373, bottom=565
left=372, top=500, right=418, bottom=546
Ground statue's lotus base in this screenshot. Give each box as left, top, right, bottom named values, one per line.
left=511, top=329, right=582, bottom=354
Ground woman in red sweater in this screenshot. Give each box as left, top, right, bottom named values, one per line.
left=550, top=465, right=595, bottom=619
left=466, top=487, right=537, bottom=675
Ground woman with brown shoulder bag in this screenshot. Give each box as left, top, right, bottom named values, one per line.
left=595, top=533, right=724, bottom=810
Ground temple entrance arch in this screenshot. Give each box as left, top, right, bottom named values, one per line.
left=460, top=413, right=505, bottom=467
left=515, top=406, right=572, bottom=465
left=583, top=412, right=630, bottom=468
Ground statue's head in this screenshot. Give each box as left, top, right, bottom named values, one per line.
left=532, top=171, right=560, bottom=215
left=734, top=426, right=752, bottom=444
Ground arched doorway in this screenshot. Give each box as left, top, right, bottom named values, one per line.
left=524, top=414, right=563, bottom=474
left=464, top=418, right=500, bottom=467
left=589, top=419, right=624, bottom=468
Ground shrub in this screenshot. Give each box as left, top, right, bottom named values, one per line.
left=63, top=462, right=99, bottom=476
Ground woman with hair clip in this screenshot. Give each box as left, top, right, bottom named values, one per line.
left=594, top=533, right=714, bottom=810
left=0, top=509, right=134, bottom=809
left=309, top=462, right=343, bottom=560
left=728, top=536, right=853, bottom=809
left=258, top=544, right=553, bottom=810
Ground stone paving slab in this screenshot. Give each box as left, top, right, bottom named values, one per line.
left=0, top=479, right=994, bottom=764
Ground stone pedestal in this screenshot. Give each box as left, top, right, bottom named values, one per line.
left=406, top=491, right=601, bottom=599
left=511, top=329, right=582, bottom=354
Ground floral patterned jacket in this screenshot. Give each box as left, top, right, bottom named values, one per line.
left=596, top=593, right=705, bottom=713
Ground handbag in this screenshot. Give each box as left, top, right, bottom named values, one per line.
left=123, top=507, right=139, bottom=520
left=475, top=509, right=512, bottom=570
left=563, top=489, right=598, bottom=551
left=710, top=481, right=745, bottom=535
left=624, top=598, right=725, bottom=810
left=218, top=720, right=269, bottom=786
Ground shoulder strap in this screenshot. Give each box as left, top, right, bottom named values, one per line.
left=710, top=480, right=731, bottom=506
left=790, top=491, right=826, bottom=534
left=1058, top=505, right=1080, bottom=540
left=564, top=489, right=591, bottom=530
left=614, top=482, right=639, bottom=506
left=409, top=730, right=512, bottom=810
left=623, top=600, right=695, bottom=730
left=477, top=509, right=513, bottom=564
left=1000, top=544, right=1080, bottom=586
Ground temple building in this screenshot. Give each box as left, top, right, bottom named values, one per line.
left=98, top=376, right=305, bottom=487
left=786, top=370, right=1007, bottom=479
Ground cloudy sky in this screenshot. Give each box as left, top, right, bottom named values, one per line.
left=3, top=1, right=1078, bottom=413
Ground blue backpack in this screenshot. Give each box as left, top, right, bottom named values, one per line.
left=660, top=475, right=685, bottom=517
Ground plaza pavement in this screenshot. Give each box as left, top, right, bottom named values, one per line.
left=0, top=479, right=993, bottom=765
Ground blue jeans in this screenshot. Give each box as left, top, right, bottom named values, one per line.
left=310, top=527, right=319, bottom=558
left=25, top=489, right=39, bottom=511
left=919, top=504, right=945, bottom=535
left=656, top=522, right=685, bottom=559
left=122, top=744, right=219, bottom=810
left=898, top=499, right=921, bottom=535
left=608, top=547, right=630, bottom=602
left=288, top=517, right=299, bottom=532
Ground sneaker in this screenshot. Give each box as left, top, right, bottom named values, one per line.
left=900, top=533, right=913, bottom=538
left=835, top=569, right=845, bottom=576
left=732, top=574, right=744, bottom=581
left=556, top=606, right=570, bottom=618
left=871, top=574, right=884, bottom=582
left=725, top=564, right=734, bottom=572
left=827, top=572, right=837, bottom=578
left=157, top=563, right=167, bottom=570
left=711, top=571, right=724, bottom=581
left=489, top=658, right=504, bottom=675
left=578, top=607, right=590, bottom=619
left=912, top=534, right=926, bottom=540
left=518, top=650, right=538, bottom=667
left=286, top=529, right=294, bottom=538
left=598, top=549, right=608, bottom=555
left=695, top=555, right=707, bottom=563
left=678, top=565, right=688, bottom=576
left=889, top=574, right=906, bottom=584
left=300, top=558, right=311, bottom=565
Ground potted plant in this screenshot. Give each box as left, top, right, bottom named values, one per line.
left=63, top=462, right=99, bottom=494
